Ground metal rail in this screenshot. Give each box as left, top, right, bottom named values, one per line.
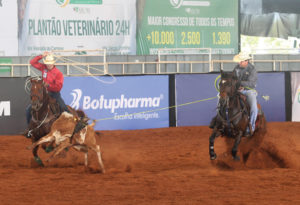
left=1, top=59, right=300, bottom=77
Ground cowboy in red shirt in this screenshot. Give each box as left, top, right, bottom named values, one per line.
left=26, top=51, right=69, bottom=124
left=30, top=51, right=64, bottom=92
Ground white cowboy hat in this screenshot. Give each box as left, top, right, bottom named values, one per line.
left=233, top=52, right=252, bottom=63
left=43, top=54, right=56, bottom=65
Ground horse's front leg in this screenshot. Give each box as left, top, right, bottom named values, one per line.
left=27, top=135, right=54, bottom=150
left=232, top=131, right=242, bottom=161
left=209, top=131, right=219, bottom=160
left=32, top=145, right=44, bottom=167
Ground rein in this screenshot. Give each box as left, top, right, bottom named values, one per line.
left=217, top=93, right=247, bottom=129
left=27, top=111, right=49, bottom=138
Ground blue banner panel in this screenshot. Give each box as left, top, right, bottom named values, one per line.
left=0, top=78, right=30, bottom=135
left=257, top=72, right=285, bottom=122
left=176, top=73, right=285, bottom=127
left=176, top=74, right=219, bottom=127
left=62, top=76, right=169, bottom=130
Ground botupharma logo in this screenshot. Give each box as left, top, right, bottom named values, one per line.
left=56, top=0, right=102, bottom=7
left=70, top=89, right=163, bottom=113
left=0, top=101, right=10, bottom=116
left=70, top=89, right=82, bottom=109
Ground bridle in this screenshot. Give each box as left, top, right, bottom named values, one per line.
left=217, top=74, right=246, bottom=134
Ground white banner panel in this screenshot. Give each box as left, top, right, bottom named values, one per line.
left=0, top=0, right=18, bottom=56
left=19, top=0, right=136, bottom=55
left=291, top=72, right=300, bottom=121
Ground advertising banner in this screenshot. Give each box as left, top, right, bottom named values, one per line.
left=0, top=78, right=30, bottom=135
left=61, top=75, right=169, bottom=130
left=176, top=73, right=286, bottom=127
left=291, top=72, right=300, bottom=121
left=0, top=0, right=18, bottom=56
left=0, top=58, right=12, bottom=74
left=19, top=0, right=136, bottom=56
left=137, top=0, right=238, bottom=55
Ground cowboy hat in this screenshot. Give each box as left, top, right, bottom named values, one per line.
left=43, top=54, right=56, bottom=65
left=233, top=52, right=252, bottom=63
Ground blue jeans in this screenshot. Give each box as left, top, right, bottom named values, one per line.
left=26, top=92, right=69, bottom=124
left=26, top=105, right=32, bottom=124
left=240, top=89, right=258, bottom=132
left=48, top=91, right=69, bottom=113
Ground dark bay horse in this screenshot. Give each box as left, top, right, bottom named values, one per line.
left=27, top=78, right=86, bottom=166
left=209, top=71, right=265, bottom=161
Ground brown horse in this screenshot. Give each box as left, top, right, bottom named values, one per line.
left=209, top=71, right=266, bottom=161
left=27, top=78, right=86, bottom=166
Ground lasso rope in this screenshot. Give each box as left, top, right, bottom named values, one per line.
left=24, top=52, right=117, bottom=94
left=93, top=96, right=218, bottom=122
left=24, top=55, right=219, bottom=123
left=214, top=74, right=221, bottom=92
left=214, top=74, right=269, bottom=101
left=53, top=54, right=117, bottom=85
left=25, top=55, right=42, bottom=94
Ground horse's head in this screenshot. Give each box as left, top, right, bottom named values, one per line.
left=219, top=71, right=238, bottom=100
left=30, top=78, right=48, bottom=111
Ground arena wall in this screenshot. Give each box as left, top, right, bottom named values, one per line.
left=0, top=72, right=294, bottom=135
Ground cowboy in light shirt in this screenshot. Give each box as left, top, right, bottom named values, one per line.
left=233, top=52, right=258, bottom=136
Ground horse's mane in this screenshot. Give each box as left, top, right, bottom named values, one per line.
left=221, top=71, right=238, bottom=80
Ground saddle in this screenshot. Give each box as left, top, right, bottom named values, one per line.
left=238, top=93, right=262, bottom=123
left=237, top=93, right=250, bottom=115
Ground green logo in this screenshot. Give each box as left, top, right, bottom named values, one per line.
left=56, top=0, right=70, bottom=7
left=170, top=0, right=184, bottom=8
left=298, top=92, right=300, bottom=103
left=169, top=0, right=211, bottom=9
left=56, top=0, right=102, bottom=7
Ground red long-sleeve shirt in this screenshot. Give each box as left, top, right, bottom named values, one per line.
left=30, top=55, right=64, bottom=92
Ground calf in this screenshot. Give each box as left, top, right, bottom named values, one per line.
left=27, top=112, right=105, bottom=173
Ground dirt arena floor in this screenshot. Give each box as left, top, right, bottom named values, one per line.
left=0, top=122, right=299, bottom=205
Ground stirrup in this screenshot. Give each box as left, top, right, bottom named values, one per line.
left=22, top=129, right=32, bottom=138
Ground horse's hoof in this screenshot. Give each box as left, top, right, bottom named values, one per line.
left=233, top=156, right=240, bottom=161
left=210, top=153, right=217, bottom=160
left=34, top=156, right=45, bottom=167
